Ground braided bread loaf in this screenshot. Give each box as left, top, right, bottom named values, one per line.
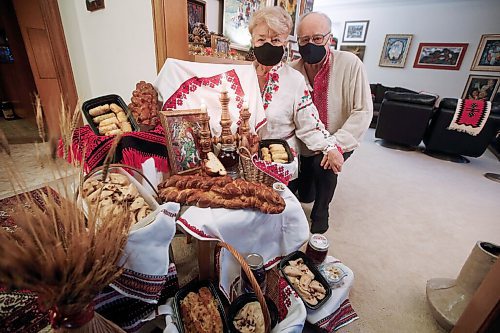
left=158, top=175, right=285, bottom=214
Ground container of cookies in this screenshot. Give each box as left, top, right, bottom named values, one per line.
left=173, top=280, right=229, bottom=333
left=82, top=94, right=139, bottom=136
left=259, top=139, right=293, bottom=164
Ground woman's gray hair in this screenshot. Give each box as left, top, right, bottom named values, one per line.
left=249, top=6, right=293, bottom=37
left=299, top=11, right=332, bottom=31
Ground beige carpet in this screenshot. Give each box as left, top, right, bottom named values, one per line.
left=316, top=129, right=500, bottom=333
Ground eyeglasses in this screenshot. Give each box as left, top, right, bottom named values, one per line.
left=297, top=32, right=331, bottom=46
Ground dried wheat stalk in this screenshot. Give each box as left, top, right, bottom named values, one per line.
left=0, top=187, right=130, bottom=332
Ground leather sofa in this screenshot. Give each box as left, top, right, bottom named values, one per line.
left=370, top=83, right=418, bottom=128
left=423, top=98, right=500, bottom=161
left=375, top=91, right=437, bottom=148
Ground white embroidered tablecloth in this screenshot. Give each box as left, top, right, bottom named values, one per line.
left=176, top=186, right=309, bottom=298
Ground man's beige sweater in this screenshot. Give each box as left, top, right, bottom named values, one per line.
left=291, top=50, right=373, bottom=155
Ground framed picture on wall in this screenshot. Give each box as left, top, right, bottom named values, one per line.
left=379, top=34, right=413, bottom=68
left=187, top=0, right=206, bottom=33
left=413, top=43, right=468, bottom=70
left=276, top=0, right=302, bottom=40
left=222, top=0, right=272, bottom=50
left=160, top=109, right=204, bottom=175
left=342, top=20, right=369, bottom=43
left=340, top=45, right=366, bottom=62
left=470, top=34, right=500, bottom=72
left=299, top=0, right=314, bottom=16
left=461, top=75, right=500, bottom=102
left=86, top=0, right=105, bottom=12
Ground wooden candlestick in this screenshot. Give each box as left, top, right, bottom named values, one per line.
left=198, top=109, right=212, bottom=158
left=219, top=90, right=235, bottom=146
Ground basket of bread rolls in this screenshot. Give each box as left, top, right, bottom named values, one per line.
left=82, top=94, right=140, bottom=136
left=77, top=164, right=160, bottom=231
left=239, top=139, right=293, bottom=187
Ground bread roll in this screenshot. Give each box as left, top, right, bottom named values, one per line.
left=119, top=122, right=132, bottom=132
left=105, top=129, right=123, bottom=136
left=116, top=111, right=128, bottom=122
left=89, top=105, right=109, bottom=116
left=110, top=103, right=123, bottom=114
left=273, top=159, right=288, bottom=164
left=98, top=123, right=118, bottom=134
left=93, top=113, right=115, bottom=123
left=99, top=117, right=119, bottom=127
left=269, top=144, right=285, bottom=151
left=271, top=153, right=288, bottom=161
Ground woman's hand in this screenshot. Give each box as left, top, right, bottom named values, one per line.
left=320, top=149, right=344, bottom=174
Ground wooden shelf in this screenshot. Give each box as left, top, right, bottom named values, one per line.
left=189, top=55, right=251, bottom=65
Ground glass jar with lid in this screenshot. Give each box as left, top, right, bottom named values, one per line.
left=240, top=253, right=267, bottom=294
left=218, top=143, right=239, bottom=178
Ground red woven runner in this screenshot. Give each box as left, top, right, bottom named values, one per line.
left=448, top=99, right=491, bottom=136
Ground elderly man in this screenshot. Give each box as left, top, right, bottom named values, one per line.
left=289, top=11, right=373, bottom=234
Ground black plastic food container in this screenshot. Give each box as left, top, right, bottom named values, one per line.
left=259, top=139, right=293, bottom=164
left=279, top=250, right=332, bottom=310
left=172, top=280, right=229, bottom=333
left=82, top=94, right=139, bottom=135
left=228, top=292, right=279, bottom=332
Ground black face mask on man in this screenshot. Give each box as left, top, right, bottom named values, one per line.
left=298, top=43, right=327, bottom=64
left=253, top=43, right=284, bottom=66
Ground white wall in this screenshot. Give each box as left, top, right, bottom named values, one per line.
left=57, top=0, right=157, bottom=103
left=206, top=0, right=221, bottom=33
left=315, top=0, right=500, bottom=99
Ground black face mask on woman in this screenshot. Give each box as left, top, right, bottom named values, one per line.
left=253, top=43, right=284, bottom=66
left=298, top=43, right=327, bottom=64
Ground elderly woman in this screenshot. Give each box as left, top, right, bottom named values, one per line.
left=249, top=7, right=340, bottom=177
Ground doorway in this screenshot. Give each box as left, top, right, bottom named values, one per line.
left=0, top=0, right=77, bottom=144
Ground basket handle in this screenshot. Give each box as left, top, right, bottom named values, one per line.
left=75, top=163, right=159, bottom=200
left=238, top=146, right=253, bottom=160
left=216, top=241, right=271, bottom=333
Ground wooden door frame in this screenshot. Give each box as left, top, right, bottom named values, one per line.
left=38, top=0, right=78, bottom=111
left=151, top=0, right=190, bottom=73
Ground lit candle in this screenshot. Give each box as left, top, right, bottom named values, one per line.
left=220, top=74, right=228, bottom=93
left=243, top=97, right=249, bottom=110
left=200, top=100, right=207, bottom=112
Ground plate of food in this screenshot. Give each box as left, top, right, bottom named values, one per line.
left=317, top=262, right=348, bottom=288
left=228, top=293, right=279, bottom=333
left=173, top=280, right=229, bottom=333
left=279, top=251, right=332, bottom=310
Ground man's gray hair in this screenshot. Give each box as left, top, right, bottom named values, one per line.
left=299, top=11, right=332, bottom=31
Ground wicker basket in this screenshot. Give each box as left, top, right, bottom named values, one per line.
left=239, top=147, right=276, bottom=187
left=216, top=241, right=271, bottom=333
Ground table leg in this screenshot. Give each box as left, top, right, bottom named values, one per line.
left=197, top=240, right=212, bottom=280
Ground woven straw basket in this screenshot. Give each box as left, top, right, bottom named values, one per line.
left=239, top=147, right=276, bottom=187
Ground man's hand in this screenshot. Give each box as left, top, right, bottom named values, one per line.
left=320, top=149, right=344, bottom=174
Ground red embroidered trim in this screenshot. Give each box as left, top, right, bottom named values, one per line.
left=252, top=154, right=292, bottom=185
left=263, top=256, right=283, bottom=269
left=163, top=69, right=245, bottom=110
left=255, top=117, right=267, bottom=131
left=312, top=52, right=331, bottom=127
left=176, top=217, right=215, bottom=239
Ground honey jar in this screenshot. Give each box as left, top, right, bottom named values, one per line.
left=240, top=253, right=267, bottom=294
left=305, top=234, right=329, bottom=265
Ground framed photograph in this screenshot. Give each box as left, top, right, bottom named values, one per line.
left=187, top=0, right=206, bottom=33
left=223, top=0, right=271, bottom=51
left=299, top=0, right=314, bottom=16
left=342, top=20, right=369, bottom=43
left=86, top=0, right=105, bottom=12
left=160, top=110, right=204, bottom=175
left=340, top=45, right=366, bottom=61
left=413, top=43, right=468, bottom=70
left=379, top=34, right=413, bottom=68
left=461, top=75, right=500, bottom=102
left=213, top=36, right=230, bottom=55
left=470, top=34, right=500, bottom=72
left=276, top=0, right=301, bottom=40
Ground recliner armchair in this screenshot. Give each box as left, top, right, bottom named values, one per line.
left=369, top=83, right=418, bottom=128
left=423, top=98, right=500, bottom=162
left=375, top=91, right=438, bottom=149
